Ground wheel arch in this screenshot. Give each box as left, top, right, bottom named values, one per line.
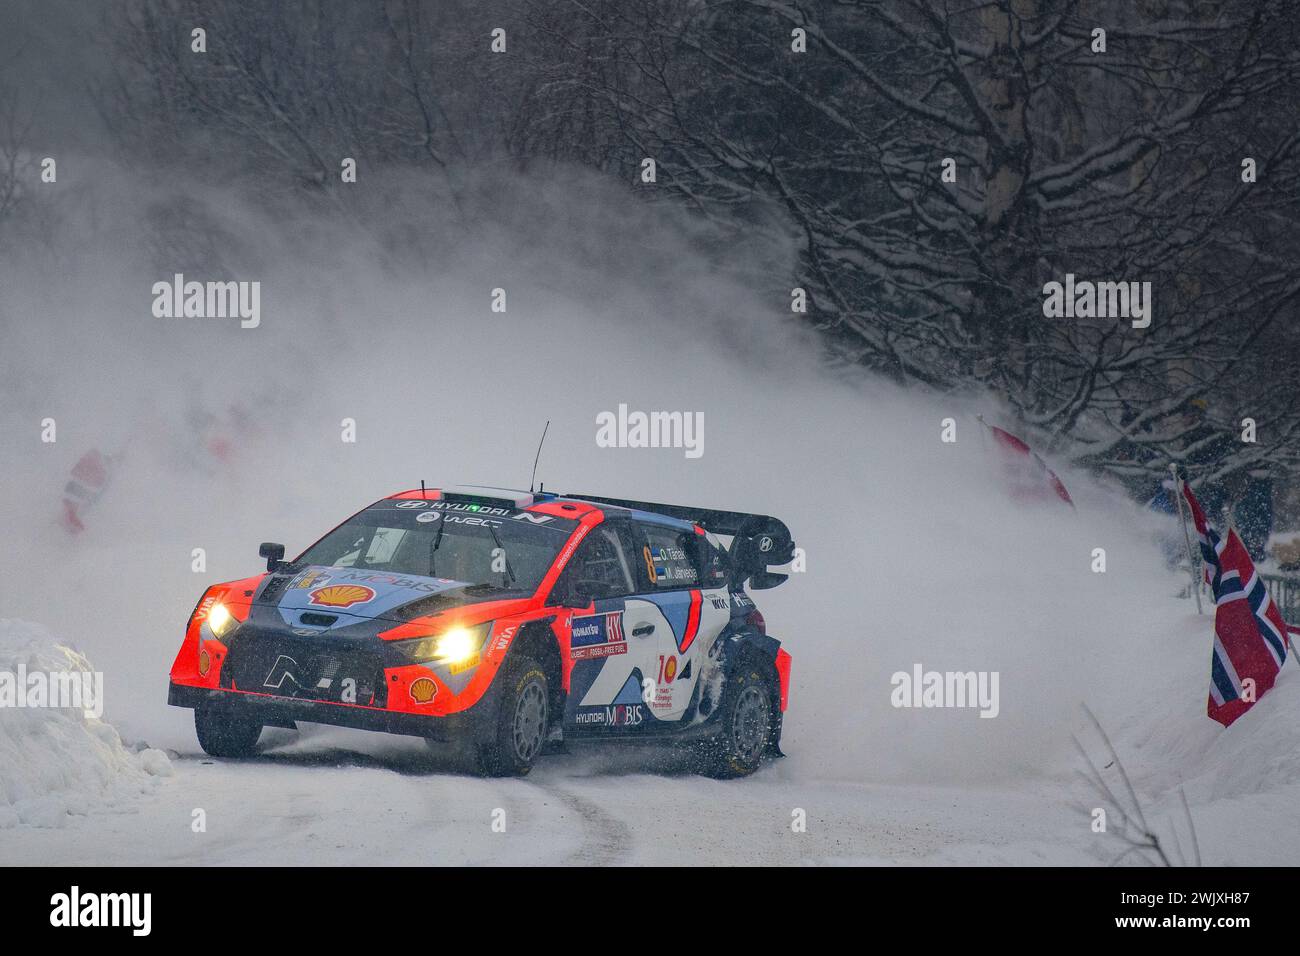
left=721, top=629, right=780, bottom=679
left=721, top=629, right=786, bottom=756
left=505, top=617, right=564, bottom=715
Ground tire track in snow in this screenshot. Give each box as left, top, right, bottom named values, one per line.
left=528, top=776, right=633, bottom=865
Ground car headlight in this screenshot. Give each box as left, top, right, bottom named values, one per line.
left=395, top=622, right=491, bottom=666
left=207, top=601, right=236, bottom=639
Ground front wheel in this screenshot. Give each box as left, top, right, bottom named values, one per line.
left=477, top=657, right=549, bottom=777
left=699, top=664, right=774, bottom=778
left=194, top=704, right=263, bottom=758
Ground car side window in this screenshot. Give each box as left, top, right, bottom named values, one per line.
left=561, top=524, right=636, bottom=599
left=637, top=523, right=705, bottom=590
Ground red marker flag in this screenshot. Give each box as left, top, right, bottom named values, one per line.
left=61, top=448, right=114, bottom=534
left=982, top=421, right=1073, bottom=506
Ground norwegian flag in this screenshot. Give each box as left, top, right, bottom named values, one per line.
left=980, top=420, right=1073, bottom=506
left=1182, top=480, right=1290, bottom=727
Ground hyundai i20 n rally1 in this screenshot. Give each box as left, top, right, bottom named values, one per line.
left=168, top=487, right=795, bottom=777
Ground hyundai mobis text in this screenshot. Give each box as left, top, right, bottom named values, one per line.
left=168, top=487, right=795, bottom=777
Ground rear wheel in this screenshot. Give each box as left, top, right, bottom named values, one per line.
left=477, top=657, right=549, bottom=777
left=700, top=663, right=773, bottom=778
left=194, top=705, right=263, bottom=758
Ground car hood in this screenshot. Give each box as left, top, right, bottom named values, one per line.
left=249, top=565, right=520, bottom=630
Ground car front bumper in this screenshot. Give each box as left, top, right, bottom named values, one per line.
left=167, top=682, right=491, bottom=741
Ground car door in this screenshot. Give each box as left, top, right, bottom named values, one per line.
left=628, top=520, right=732, bottom=724
left=558, top=520, right=658, bottom=734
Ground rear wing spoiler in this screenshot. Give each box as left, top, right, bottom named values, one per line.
left=563, top=492, right=795, bottom=588
left=562, top=492, right=782, bottom=537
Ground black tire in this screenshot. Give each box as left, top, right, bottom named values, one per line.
left=700, top=662, right=774, bottom=778
left=194, top=705, right=263, bottom=758
left=477, top=656, right=549, bottom=777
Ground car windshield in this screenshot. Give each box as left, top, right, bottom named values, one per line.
left=295, top=499, right=579, bottom=593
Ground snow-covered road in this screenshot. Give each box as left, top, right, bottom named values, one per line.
left=7, top=603, right=1300, bottom=867
left=0, top=725, right=1103, bottom=866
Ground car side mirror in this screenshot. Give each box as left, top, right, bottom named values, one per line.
left=259, top=542, right=286, bottom=573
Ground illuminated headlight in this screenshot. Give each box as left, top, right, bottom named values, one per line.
left=207, top=602, right=236, bottom=639
left=396, top=622, right=491, bottom=666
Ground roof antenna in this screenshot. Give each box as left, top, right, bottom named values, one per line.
left=529, top=420, right=550, bottom=494
left=420, top=479, right=427, bottom=499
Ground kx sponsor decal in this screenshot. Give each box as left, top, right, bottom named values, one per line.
left=570, top=612, right=627, bottom=660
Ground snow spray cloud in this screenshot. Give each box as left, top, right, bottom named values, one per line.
left=0, top=158, right=1182, bottom=782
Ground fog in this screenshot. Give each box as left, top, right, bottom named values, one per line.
left=0, top=158, right=1185, bottom=784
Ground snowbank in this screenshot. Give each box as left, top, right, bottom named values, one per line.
left=1068, top=609, right=1300, bottom=865
left=0, top=620, right=171, bottom=829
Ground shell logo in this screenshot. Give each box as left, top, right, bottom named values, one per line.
left=308, top=584, right=375, bottom=608
left=409, top=677, right=438, bottom=704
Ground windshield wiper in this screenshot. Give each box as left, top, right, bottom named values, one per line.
left=429, top=517, right=446, bottom=576
left=485, top=524, right=517, bottom=587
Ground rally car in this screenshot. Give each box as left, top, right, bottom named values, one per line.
left=168, top=486, right=795, bottom=777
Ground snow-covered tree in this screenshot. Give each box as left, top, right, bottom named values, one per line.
left=96, top=0, right=1300, bottom=491
left=517, top=0, right=1300, bottom=489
